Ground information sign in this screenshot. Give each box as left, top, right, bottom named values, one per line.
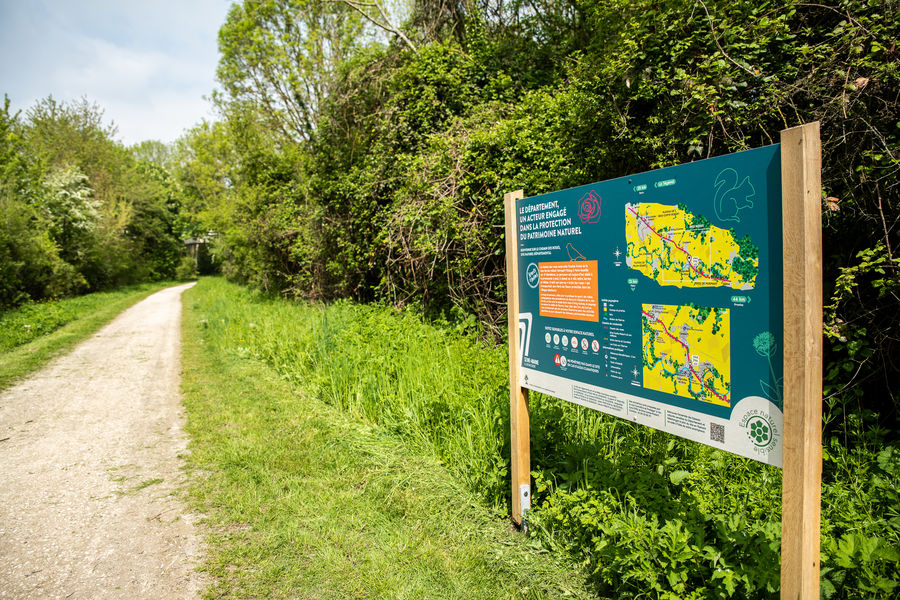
left=514, top=146, right=785, bottom=465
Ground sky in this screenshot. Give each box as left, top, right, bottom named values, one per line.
left=0, top=0, right=233, bottom=146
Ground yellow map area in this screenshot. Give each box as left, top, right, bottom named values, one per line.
left=642, top=303, right=731, bottom=407
left=625, top=203, right=757, bottom=289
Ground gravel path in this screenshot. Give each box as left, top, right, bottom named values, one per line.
left=0, top=283, right=206, bottom=600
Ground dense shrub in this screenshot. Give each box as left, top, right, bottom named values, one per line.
left=0, top=96, right=184, bottom=310
left=183, top=2, right=899, bottom=441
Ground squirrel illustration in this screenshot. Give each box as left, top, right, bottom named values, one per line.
left=713, top=168, right=755, bottom=222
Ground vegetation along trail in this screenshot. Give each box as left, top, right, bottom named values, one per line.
left=0, top=283, right=206, bottom=599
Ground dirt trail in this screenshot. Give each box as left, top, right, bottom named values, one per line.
left=0, top=283, right=206, bottom=600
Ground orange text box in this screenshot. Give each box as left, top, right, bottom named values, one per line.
left=539, top=261, right=599, bottom=322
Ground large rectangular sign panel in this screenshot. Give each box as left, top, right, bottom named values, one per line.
left=515, top=146, right=784, bottom=465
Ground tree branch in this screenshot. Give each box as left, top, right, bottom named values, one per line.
left=331, top=0, right=417, bottom=52
left=696, top=0, right=760, bottom=77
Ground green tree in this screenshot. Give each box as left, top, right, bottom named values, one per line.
left=173, top=119, right=236, bottom=239
left=129, top=139, right=175, bottom=169
left=1, top=95, right=188, bottom=299
left=123, top=160, right=183, bottom=280
left=40, top=164, right=99, bottom=264
left=22, top=96, right=134, bottom=285
left=0, top=96, right=83, bottom=306
left=23, top=96, right=123, bottom=181
left=217, top=0, right=365, bottom=142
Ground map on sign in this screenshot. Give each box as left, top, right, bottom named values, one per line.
left=625, top=202, right=758, bottom=290
left=642, top=303, right=731, bottom=407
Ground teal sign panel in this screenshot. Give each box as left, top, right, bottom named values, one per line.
left=515, top=145, right=784, bottom=465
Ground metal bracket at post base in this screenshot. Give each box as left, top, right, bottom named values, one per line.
left=519, top=484, right=531, bottom=531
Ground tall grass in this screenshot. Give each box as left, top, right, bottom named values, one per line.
left=195, top=279, right=512, bottom=506
left=190, top=278, right=899, bottom=599
left=182, top=279, right=595, bottom=599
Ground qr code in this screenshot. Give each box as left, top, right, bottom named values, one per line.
left=710, top=423, right=725, bottom=443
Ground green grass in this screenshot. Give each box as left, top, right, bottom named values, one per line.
left=182, top=278, right=900, bottom=599
left=181, top=279, right=594, bottom=599
left=0, top=282, right=177, bottom=390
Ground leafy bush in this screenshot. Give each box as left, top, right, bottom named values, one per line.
left=175, top=255, right=198, bottom=280
left=0, top=96, right=183, bottom=310
left=182, top=1, right=899, bottom=447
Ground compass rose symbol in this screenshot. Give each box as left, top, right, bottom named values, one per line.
left=631, top=366, right=639, bottom=378
left=614, top=247, right=622, bottom=259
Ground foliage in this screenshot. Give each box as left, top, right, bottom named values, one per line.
left=216, top=0, right=364, bottom=142
left=121, top=160, right=183, bottom=280
left=175, top=255, right=198, bottom=280
left=179, top=0, right=899, bottom=440
left=0, top=96, right=75, bottom=306
left=129, top=139, right=175, bottom=169
left=40, top=164, right=100, bottom=271
left=172, top=119, right=235, bottom=240
left=0, top=95, right=186, bottom=309
left=173, top=2, right=900, bottom=595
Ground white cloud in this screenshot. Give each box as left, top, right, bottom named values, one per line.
left=0, top=0, right=232, bottom=145
left=57, top=39, right=164, bottom=95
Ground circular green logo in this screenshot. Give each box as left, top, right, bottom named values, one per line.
left=747, top=416, right=772, bottom=447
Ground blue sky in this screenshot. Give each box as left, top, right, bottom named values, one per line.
left=0, top=0, right=233, bottom=146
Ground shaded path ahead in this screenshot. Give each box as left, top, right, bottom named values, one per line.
left=0, top=283, right=206, bottom=600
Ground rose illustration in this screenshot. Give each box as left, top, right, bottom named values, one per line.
left=578, top=191, right=601, bottom=223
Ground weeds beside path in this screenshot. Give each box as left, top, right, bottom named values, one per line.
left=181, top=280, right=594, bottom=599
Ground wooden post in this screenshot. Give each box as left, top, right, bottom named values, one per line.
left=780, top=122, right=822, bottom=600
left=504, top=189, right=531, bottom=528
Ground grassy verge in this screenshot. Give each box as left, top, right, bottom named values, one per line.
left=181, top=278, right=899, bottom=599
left=0, top=281, right=178, bottom=390
left=181, top=279, right=594, bottom=598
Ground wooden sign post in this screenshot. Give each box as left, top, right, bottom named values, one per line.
left=504, top=189, right=530, bottom=527
left=503, top=122, right=823, bottom=591
left=779, top=122, right=822, bottom=600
